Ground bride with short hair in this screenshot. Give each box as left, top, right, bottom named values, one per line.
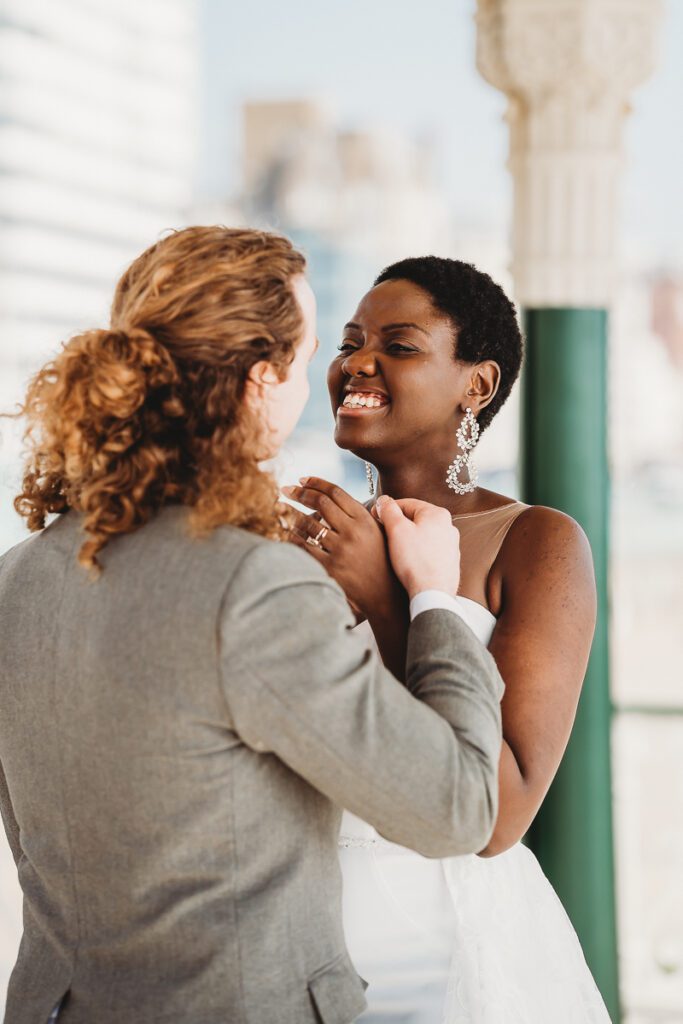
left=285, top=255, right=612, bottom=1023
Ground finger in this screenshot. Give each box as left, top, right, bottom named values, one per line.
left=287, top=530, right=329, bottom=561
left=282, top=507, right=336, bottom=550
left=297, top=477, right=364, bottom=519
left=286, top=507, right=323, bottom=536
left=374, top=495, right=406, bottom=528
left=275, top=500, right=301, bottom=532
left=387, top=496, right=453, bottom=526
left=298, top=516, right=338, bottom=551
left=281, top=485, right=350, bottom=531
left=288, top=519, right=317, bottom=544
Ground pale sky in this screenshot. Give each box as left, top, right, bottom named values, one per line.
left=199, top=0, right=683, bottom=267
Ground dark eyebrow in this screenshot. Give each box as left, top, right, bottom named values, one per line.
left=342, top=320, right=429, bottom=337
left=381, top=322, right=430, bottom=337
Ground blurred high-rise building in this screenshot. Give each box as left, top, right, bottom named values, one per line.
left=242, top=99, right=452, bottom=262
left=611, top=264, right=683, bottom=478
left=0, top=0, right=198, bottom=461
left=0, top=1, right=199, bottom=1001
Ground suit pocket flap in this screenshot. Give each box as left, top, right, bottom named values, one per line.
left=308, top=952, right=368, bottom=1024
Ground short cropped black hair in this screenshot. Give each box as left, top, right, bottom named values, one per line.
left=374, top=256, right=523, bottom=433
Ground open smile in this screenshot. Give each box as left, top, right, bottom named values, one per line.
left=337, top=388, right=391, bottom=416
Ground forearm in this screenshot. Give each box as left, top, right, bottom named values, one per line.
left=403, top=610, right=504, bottom=852
left=367, top=584, right=410, bottom=682
left=477, top=739, right=536, bottom=857
left=373, top=599, right=537, bottom=857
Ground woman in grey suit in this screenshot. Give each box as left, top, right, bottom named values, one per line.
left=0, top=227, right=504, bottom=1024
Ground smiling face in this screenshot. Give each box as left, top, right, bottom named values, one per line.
left=327, top=279, right=475, bottom=464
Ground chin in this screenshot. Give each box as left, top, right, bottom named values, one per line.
left=334, top=422, right=372, bottom=451
left=333, top=432, right=355, bottom=453
left=331, top=400, right=394, bottom=455
left=333, top=430, right=376, bottom=465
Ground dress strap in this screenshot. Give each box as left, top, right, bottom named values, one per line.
left=487, top=503, right=529, bottom=567
left=453, top=502, right=530, bottom=609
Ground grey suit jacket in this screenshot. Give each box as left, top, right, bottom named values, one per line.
left=0, top=506, right=503, bottom=1024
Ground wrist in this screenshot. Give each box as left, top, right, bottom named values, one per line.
left=406, top=579, right=458, bottom=601
left=409, top=589, right=463, bottom=622
left=365, top=573, right=408, bottom=623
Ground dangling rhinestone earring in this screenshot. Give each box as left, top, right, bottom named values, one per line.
left=446, top=407, right=480, bottom=494
left=365, top=461, right=375, bottom=497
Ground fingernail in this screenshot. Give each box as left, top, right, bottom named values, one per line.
left=281, top=486, right=295, bottom=495
left=298, top=477, right=309, bottom=485
left=375, top=495, right=389, bottom=520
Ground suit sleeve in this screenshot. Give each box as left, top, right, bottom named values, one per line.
left=0, top=756, right=21, bottom=866
left=218, top=542, right=504, bottom=857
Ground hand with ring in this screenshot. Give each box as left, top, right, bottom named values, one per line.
left=307, top=522, right=330, bottom=549
left=280, top=476, right=402, bottom=621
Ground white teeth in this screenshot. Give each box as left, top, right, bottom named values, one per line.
left=342, top=392, right=386, bottom=409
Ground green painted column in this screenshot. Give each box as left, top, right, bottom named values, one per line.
left=521, top=308, right=619, bottom=1020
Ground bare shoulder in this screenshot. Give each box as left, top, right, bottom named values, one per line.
left=508, top=504, right=590, bottom=549
left=497, top=504, right=595, bottom=588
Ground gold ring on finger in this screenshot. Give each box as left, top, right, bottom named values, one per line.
left=307, top=525, right=329, bottom=548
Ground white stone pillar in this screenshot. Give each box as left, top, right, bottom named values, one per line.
left=476, top=0, right=662, bottom=307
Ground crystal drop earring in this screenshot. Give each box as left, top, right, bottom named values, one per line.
left=365, top=461, right=375, bottom=497
left=445, top=407, right=480, bottom=494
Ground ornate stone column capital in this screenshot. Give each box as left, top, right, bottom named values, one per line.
left=476, top=0, right=662, bottom=307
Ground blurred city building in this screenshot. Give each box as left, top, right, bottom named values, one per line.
left=0, top=0, right=198, bottom=481
left=612, top=265, right=683, bottom=478
left=610, top=263, right=683, bottom=1024
left=0, top=0, right=198, bottom=1007
left=610, top=267, right=683, bottom=1023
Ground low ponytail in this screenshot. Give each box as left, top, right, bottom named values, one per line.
left=9, top=225, right=307, bottom=572
left=14, top=325, right=187, bottom=572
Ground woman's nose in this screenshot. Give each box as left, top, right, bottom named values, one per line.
left=342, top=349, right=377, bottom=378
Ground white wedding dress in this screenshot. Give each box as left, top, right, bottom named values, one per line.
left=339, top=600, right=611, bottom=1023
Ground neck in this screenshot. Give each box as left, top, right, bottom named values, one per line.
left=373, top=455, right=481, bottom=515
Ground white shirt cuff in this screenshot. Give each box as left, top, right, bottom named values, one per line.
left=409, top=590, right=464, bottom=622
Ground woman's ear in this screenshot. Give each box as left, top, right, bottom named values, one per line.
left=465, top=361, right=501, bottom=414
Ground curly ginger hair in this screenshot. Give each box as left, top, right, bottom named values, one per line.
left=11, top=226, right=306, bottom=572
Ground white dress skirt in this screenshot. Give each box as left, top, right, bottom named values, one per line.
left=339, top=600, right=611, bottom=1023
